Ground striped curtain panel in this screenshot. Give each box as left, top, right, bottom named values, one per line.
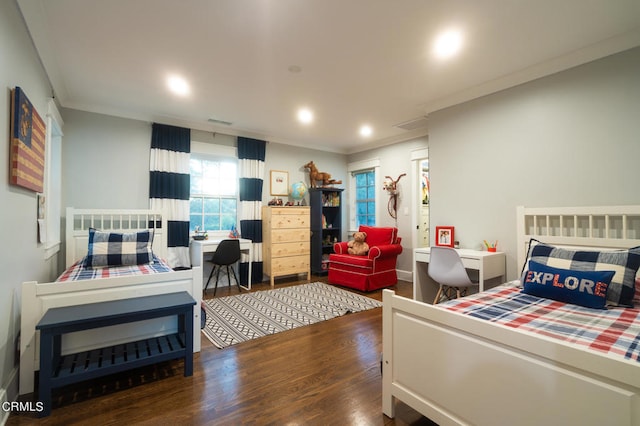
left=149, top=123, right=191, bottom=269
left=238, top=136, right=266, bottom=285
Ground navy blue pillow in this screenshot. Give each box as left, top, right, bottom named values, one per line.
left=84, top=228, right=154, bottom=267
left=521, top=239, right=640, bottom=307
left=522, top=261, right=615, bottom=309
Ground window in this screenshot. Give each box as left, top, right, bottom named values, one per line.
left=354, top=169, right=376, bottom=227
left=348, top=158, right=380, bottom=231
left=189, top=156, right=237, bottom=233
left=44, top=99, right=63, bottom=259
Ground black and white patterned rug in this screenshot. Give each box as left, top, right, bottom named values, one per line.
left=201, top=282, right=382, bottom=348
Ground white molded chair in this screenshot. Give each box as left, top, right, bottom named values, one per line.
left=428, top=246, right=478, bottom=304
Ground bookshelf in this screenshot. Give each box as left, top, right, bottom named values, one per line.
left=309, top=188, right=343, bottom=274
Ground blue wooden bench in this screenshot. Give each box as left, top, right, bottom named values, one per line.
left=35, top=291, right=196, bottom=417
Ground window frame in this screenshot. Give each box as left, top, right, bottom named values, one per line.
left=189, top=152, right=239, bottom=235
left=353, top=169, right=376, bottom=228
left=347, top=158, right=380, bottom=232
left=43, top=99, right=63, bottom=259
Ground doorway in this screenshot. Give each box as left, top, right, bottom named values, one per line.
left=410, top=148, right=429, bottom=249
left=418, top=159, right=429, bottom=247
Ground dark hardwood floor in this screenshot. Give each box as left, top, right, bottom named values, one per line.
left=8, top=276, right=435, bottom=426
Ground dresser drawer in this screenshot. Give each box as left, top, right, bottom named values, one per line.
left=271, top=241, right=310, bottom=258
left=270, top=213, right=310, bottom=229
left=269, top=207, right=309, bottom=216
left=270, top=255, right=309, bottom=275
left=271, top=228, right=310, bottom=243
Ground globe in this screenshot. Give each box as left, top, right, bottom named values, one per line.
left=289, top=181, right=308, bottom=201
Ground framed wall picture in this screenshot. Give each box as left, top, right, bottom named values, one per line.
left=270, top=170, right=289, bottom=196
left=435, top=226, right=454, bottom=248
left=10, top=87, right=46, bottom=192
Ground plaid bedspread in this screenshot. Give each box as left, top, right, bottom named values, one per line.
left=439, top=284, right=640, bottom=362
left=57, top=255, right=173, bottom=281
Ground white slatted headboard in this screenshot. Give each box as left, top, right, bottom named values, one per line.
left=516, top=205, right=640, bottom=269
left=65, top=207, right=168, bottom=268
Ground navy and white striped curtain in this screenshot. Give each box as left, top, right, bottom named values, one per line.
left=149, top=123, right=191, bottom=269
left=238, top=137, right=266, bottom=285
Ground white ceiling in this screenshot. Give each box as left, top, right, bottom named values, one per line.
left=18, top=0, right=640, bottom=154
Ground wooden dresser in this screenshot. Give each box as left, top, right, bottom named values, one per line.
left=262, top=206, right=311, bottom=287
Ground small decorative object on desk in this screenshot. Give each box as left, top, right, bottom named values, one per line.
left=229, top=225, right=240, bottom=239
left=435, top=226, right=455, bottom=248
left=484, top=240, right=498, bottom=252
left=193, top=226, right=207, bottom=240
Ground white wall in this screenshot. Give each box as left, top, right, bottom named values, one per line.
left=428, top=47, right=640, bottom=280
left=62, top=109, right=152, bottom=210
left=347, top=137, right=429, bottom=277
left=264, top=141, right=347, bottom=203
left=0, top=0, right=57, bottom=407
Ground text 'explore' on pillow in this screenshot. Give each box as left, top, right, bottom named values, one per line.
left=521, top=239, right=640, bottom=307
left=523, top=261, right=615, bottom=309
left=84, top=228, right=154, bottom=268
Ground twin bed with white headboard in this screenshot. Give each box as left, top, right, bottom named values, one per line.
left=383, top=205, right=640, bottom=426
left=19, top=208, right=202, bottom=395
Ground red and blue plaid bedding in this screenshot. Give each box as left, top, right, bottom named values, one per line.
left=57, top=255, right=173, bottom=282
left=439, top=284, right=640, bottom=362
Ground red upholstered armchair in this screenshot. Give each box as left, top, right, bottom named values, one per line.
left=328, top=226, right=403, bottom=292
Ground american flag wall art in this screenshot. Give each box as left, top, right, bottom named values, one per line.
left=10, top=87, right=45, bottom=193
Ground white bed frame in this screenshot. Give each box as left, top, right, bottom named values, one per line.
left=383, top=205, right=640, bottom=426
left=19, top=208, right=202, bottom=395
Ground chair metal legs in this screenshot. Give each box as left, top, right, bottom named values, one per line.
left=204, top=264, right=241, bottom=296
left=225, top=265, right=241, bottom=294
left=204, top=265, right=217, bottom=293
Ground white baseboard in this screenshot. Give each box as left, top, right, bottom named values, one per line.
left=397, top=268, right=412, bottom=283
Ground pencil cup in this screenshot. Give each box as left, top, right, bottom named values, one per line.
left=487, top=247, right=497, bottom=252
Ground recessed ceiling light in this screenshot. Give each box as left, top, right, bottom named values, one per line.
left=297, top=108, right=314, bottom=124
left=433, top=29, right=463, bottom=59
left=167, top=75, right=190, bottom=96
left=359, top=125, right=373, bottom=138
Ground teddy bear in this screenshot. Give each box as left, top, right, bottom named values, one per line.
left=347, top=231, right=369, bottom=256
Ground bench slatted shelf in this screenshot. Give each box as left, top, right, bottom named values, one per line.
left=36, top=291, right=196, bottom=417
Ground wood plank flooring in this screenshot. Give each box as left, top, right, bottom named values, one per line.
left=7, top=277, right=435, bottom=426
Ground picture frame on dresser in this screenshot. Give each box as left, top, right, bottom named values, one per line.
left=435, top=226, right=454, bottom=247
left=270, top=170, right=289, bottom=196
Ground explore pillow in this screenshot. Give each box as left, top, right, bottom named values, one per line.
left=522, top=239, right=640, bottom=307
left=523, top=261, right=615, bottom=309
left=84, top=228, right=154, bottom=267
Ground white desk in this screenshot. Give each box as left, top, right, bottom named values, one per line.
left=190, top=238, right=253, bottom=290
left=413, top=247, right=506, bottom=303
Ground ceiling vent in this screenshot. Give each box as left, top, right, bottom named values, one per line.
left=207, top=117, right=233, bottom=126
left=394, top=116, right=428, bottom=131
